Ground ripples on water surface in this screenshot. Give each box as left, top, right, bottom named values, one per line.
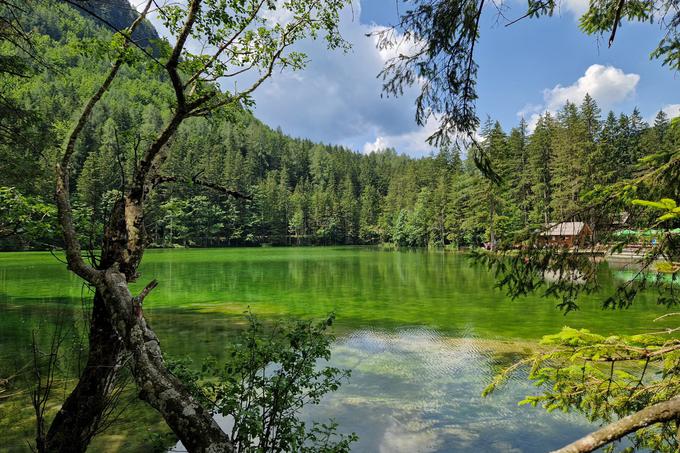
left=303, top=328, right=592, bottom=453
left=171, top=328, right=593, bottom=453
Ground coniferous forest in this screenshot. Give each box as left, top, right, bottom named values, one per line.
left=2, top=1, right=678, bottom=252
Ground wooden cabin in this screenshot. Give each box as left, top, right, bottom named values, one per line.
left=539, top=222, right=592, bottom=248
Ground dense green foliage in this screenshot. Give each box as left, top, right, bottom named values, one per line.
left=169, top=314, right=356, bottom=453
left=1, top=5, right=677, bottom=250
left=484, top=325, right=680, bottom=452
left=478, top=115, right=680, bottom=451
left=2, top=2, right=680, bottom=450
left=1, top=2, right=678, bottom=252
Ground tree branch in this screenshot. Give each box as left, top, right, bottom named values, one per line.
left=154, top=174, right=252, bottom=200
left=135, top=279, right=158, bottom=305
left=504, top=1, right=548, bottom=27
left=551, top=397, right=680, bottom=453
left=129, top=112, right=184, bottom=203
left=59, top=0, right=163, bottom=68
left=165, top=0, right=202, bottom=112
left=189, top=19, right=304, bottom=116
left=55, top=0, right=153, bottom=282
left=609, top=0, right=626, bottom=47
left=129, top=0, right=208, bottom=203
left=183, top=0, right=268, bottom=89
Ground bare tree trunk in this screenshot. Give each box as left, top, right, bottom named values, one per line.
left=45, top=292, right=124, bottom=452
left=100, top=269, right=233, bottom=452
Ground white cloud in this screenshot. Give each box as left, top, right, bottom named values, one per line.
left=362, top=117, right=438, bottom=157
left=644, top=103, right=680, bottom=124
left=561, top=0, right=590, bottom=17
left=661, top=104, right=680, bottom=119
left=543, top=64, right=639, bottom=111
left=520, top=64, right=640, bottom=130
left=362, top=136, right=388, bottom=154
left=243, top=1, right=435, bottom=156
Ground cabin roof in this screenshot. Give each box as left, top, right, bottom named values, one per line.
left=541, top=221, right=588, bottom=237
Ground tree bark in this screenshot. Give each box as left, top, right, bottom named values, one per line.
left=552, top=397, right=680, bottom=453
left=45, top=249, right=234, bottom=452
left=99, top=268, right=233, bottom=452
left=45, top=291, right=125, bottom=452
left=44, top=1, right=299, bottom=449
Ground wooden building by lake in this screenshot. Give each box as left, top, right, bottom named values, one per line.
left=539, top=221, right=592, bottom=247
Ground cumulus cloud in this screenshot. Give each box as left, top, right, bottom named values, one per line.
left=543, top=65, right=639, bottom=111
left=244, top=1, right=435, bottom=156
left=661, top=104, right=680, bottom=119
left=362, top=117, right=439, bottom=157
left=520, top=64, right=640, bottom=130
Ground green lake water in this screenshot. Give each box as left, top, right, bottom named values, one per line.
left=0, top=247, right=671, bottom=452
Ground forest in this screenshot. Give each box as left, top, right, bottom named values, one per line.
left=2, top=1, right=678, bottom=251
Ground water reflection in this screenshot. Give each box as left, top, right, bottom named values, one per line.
left=171, top=328, right=593, bottom=453
left=307, top=328, right=593, bottom=453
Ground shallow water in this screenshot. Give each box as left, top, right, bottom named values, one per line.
left=0, top=247, right=669, bottom=451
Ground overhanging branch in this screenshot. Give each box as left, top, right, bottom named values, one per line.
left=551, top=397, right=680, bottom=453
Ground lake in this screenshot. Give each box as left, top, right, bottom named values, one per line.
left=0, top=247, right=670, bottom=452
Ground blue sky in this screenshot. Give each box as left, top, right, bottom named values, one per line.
left=147, top=0, right=680, bottom=157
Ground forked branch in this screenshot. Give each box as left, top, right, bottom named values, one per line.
left=55, top=0, right=153, bottom=282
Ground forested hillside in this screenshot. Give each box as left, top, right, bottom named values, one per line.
left=1, top=1, right=678, bottom=251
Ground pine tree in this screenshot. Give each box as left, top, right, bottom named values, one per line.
left=482, top=119, right=507, bottom=246
left=527, top=113, right=555, bottom=225
left=551, top=102, right=584, bottom=218
left=359, top=184, right=380, bottom=243
left=339, top=175, right=358, bottom=244
left=580, top=94, right=602, bottom=190
left=506, top=119, right=530, bottom=229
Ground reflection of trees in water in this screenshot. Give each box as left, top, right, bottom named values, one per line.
left=123, top=250, right=672, bottom=339
left=0, top=250, right=675, bottom=451
left=0, top=296, right=86, bottom=378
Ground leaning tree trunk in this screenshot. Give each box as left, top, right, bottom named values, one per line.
left=45, top=196, right=234, bottom=452
left=44, top=200, right=130, bottom=452
left=45, top=292, right=125, bottom=452
left=99, top=268, right=234, bottom=452
left=44, top=1, right=267, bottom=448
left=44, top=275, right=234, bottom=452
